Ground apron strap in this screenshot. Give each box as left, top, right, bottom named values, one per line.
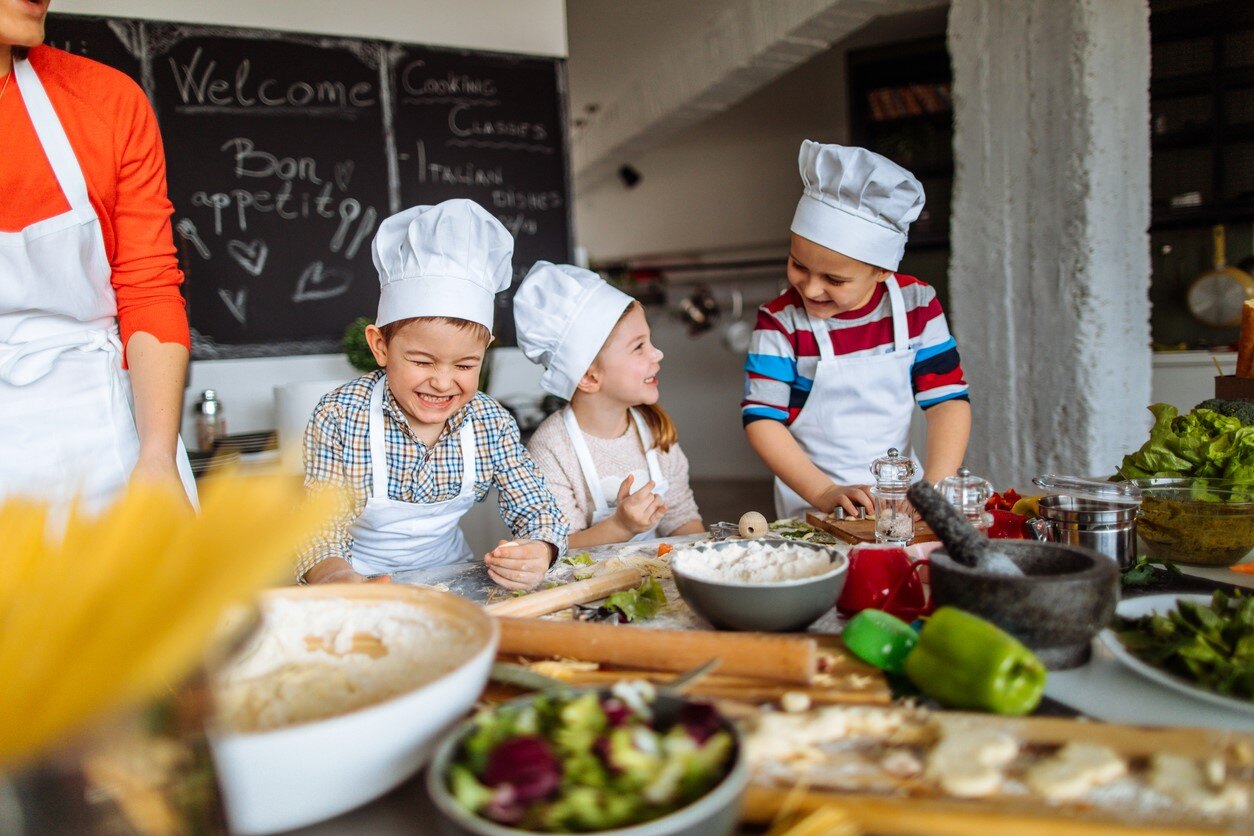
left=885, top=276, right=909, bottom=353
left=563, top=407, right=610, bottom=514
left=13, top=58, right=96, bottom=221
left=807, top=312, right=835, bottom=362
left=456, top=416, right=476, bottom=495
left=0, top=327, right=122, bottom=386
left=368, top=375, right=390, bottom=500
left=629, top=408, right=665, bottom=486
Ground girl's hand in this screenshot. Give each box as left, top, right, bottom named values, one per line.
left=302, top=557, right=392, bottom=585
left=818, top=483, right=874, bottom=517
left=612, top=474, right=667, bottom=535
left=485, top=539, right=554, bottom=590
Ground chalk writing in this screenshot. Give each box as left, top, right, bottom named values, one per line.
left=169, top=47, right=377, bottom=113
left=226, top=238, right=268, bottom=276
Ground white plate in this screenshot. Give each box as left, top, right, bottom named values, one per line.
left=1098, top=593, right=1254, bottom=716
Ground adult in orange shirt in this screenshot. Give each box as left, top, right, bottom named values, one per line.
left=0, top=0, right=196, bottom=509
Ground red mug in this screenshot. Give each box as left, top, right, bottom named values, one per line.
left=837, top=543, right=932, bottom=620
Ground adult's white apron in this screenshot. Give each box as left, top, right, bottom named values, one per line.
left=349, top=373, right=477, bottom=575
left=0, top=57, right=196, bottom=513
left=774, top=276, right=920, bottom=520
left=563, top=406, right=669, bottom=542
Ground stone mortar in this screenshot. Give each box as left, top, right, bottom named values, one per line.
left=928, top=540, right=1119, bottom=670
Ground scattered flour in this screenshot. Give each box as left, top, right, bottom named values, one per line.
left=672, top=542, right=837, bottom=584
left=213, top=597, right=481, bottom=733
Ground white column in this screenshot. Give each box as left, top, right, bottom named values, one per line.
left=947, top=0, right=1151, bottom=485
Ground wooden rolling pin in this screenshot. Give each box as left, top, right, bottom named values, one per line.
left=496, top=618, right=816, bottom=685
left=485, top=569, right=643, bottom=618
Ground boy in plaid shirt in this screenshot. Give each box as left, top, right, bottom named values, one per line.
left=299, top=200, right=567, bottom=589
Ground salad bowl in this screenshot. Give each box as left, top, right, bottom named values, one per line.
left=425, top=684, right=749, bottom=835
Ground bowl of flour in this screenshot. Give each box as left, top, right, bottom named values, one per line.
left=207, top=584, right=498, bottom=834
left=670, top=540, right=848, bottom=631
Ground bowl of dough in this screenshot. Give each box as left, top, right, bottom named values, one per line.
left=206, top=584, right=498, bottom=835
left=670, top=539, right=848, bottom=631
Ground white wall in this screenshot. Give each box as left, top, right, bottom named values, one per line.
left=55, top=0, right=567, bottom=448
left=571, top=7, right=947, bottom=260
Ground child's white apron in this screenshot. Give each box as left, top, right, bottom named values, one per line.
left=0, top=56, right=196, bottom=513
left=563, top=407, right=668, bottom=542
left=350, top=373, right=476, bottom=574
left=773, top=276, right=920, bottom=520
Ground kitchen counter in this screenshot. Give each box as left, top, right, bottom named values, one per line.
left=280, top=530, right=1254, bottom=833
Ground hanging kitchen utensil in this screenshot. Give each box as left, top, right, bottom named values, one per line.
left=722, top=287, right=754, bottom=354
left=678, top=284, right=720, bottom=336
left=1186, top=225, right=1254, bottom=328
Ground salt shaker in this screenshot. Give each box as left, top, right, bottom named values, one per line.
left=194, top=389, right=225, bottom=452
left=934, top=466, right=994, bottom=532
left=869, top=448, right=917, bottom=544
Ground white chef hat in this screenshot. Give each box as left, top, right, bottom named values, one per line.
left=372, top=199, right=514, bottom=331
left=790, top=140, right=925, bottom=272
left=513, top=261, right=634, bottom=400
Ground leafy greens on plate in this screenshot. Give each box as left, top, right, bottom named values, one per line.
left=1112, top=590, right=1254, bottom=701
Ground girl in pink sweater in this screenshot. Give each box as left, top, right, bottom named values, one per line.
left=514, top=262, right=704, bottom=547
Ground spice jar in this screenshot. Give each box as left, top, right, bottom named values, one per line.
left=870, top=448, right=917, bottom=544
left=194, top=389, right=226, bottom=452
left=934, top=466, right=995, bottom=532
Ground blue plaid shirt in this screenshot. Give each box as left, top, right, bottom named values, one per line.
left=298, top=371, right=569, bottom=576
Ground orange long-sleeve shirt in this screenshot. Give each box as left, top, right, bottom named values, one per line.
left=0, top=45, right=189, bottom=351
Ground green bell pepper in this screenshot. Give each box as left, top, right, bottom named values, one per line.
left=841, top=609, right=919, bottom=674
left=903, top=606, right=1047, bottom=715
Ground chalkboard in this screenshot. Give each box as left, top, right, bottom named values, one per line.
left=43, top=14, right=571, bottom=357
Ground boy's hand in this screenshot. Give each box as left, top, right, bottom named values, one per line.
left=485, top=539, right=555, bottom=590
left=817, top=483, right=874, bottom=517
left=302, top=557, right=392, bottom=585
left=612, top=474, right=667, bottom=535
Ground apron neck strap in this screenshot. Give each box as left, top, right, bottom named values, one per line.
left=808, top=313, right=836, bottom=362
left=563, top=406, right=610, bottom=513
left=456, top=417, right=476, bottom=494
left=13, top=58, right=96, bottom=219
left=884, top=275, right=909, bottom=352
left=629, top=407, right=665, bottom=484
left=368, top=375, right=390, bottom=499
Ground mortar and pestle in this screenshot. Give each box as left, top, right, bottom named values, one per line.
left=907, top=481, right=1119, bottom=670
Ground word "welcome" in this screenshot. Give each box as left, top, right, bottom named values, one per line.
left=169, top=47, right=377, bottom=110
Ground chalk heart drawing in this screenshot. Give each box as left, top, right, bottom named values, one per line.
left=226, top=239, right=268, bottom=276
left=334, top=160, right=355, bottom=191
left=218, top=288, right=247, bottom=325
left=293, top=261, right=353, bottom=303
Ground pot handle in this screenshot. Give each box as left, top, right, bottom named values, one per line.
left=1027, top=517, right=1053, bottom=542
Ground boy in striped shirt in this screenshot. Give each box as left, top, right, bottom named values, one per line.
left=743, top=141, right=971, bottom=520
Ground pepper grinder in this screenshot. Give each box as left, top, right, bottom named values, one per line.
left=869, top=448, right=916, bottom=544
left=934, top=466, right=994, bottom=533
left=194, top=389, right=225, bottom=452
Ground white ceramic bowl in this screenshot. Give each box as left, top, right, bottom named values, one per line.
left=207, top=584, right=498, bottom=835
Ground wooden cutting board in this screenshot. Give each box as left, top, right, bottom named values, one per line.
left=806, top=511, right=938, bottom=545
left=739, top=708, right=1254, bottom=833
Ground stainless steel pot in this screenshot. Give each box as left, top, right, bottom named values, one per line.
left=1031, top=495, right=1138, bottom=570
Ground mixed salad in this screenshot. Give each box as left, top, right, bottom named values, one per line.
left=447, top=682, right=734, bottom=831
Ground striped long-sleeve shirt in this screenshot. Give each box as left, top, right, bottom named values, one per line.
left=298, top=372, right=569, bottom=577
left=741, top=276, right=969, bottom=426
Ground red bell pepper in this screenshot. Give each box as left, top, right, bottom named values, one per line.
left=986, top=508, right=1029, bottom=539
